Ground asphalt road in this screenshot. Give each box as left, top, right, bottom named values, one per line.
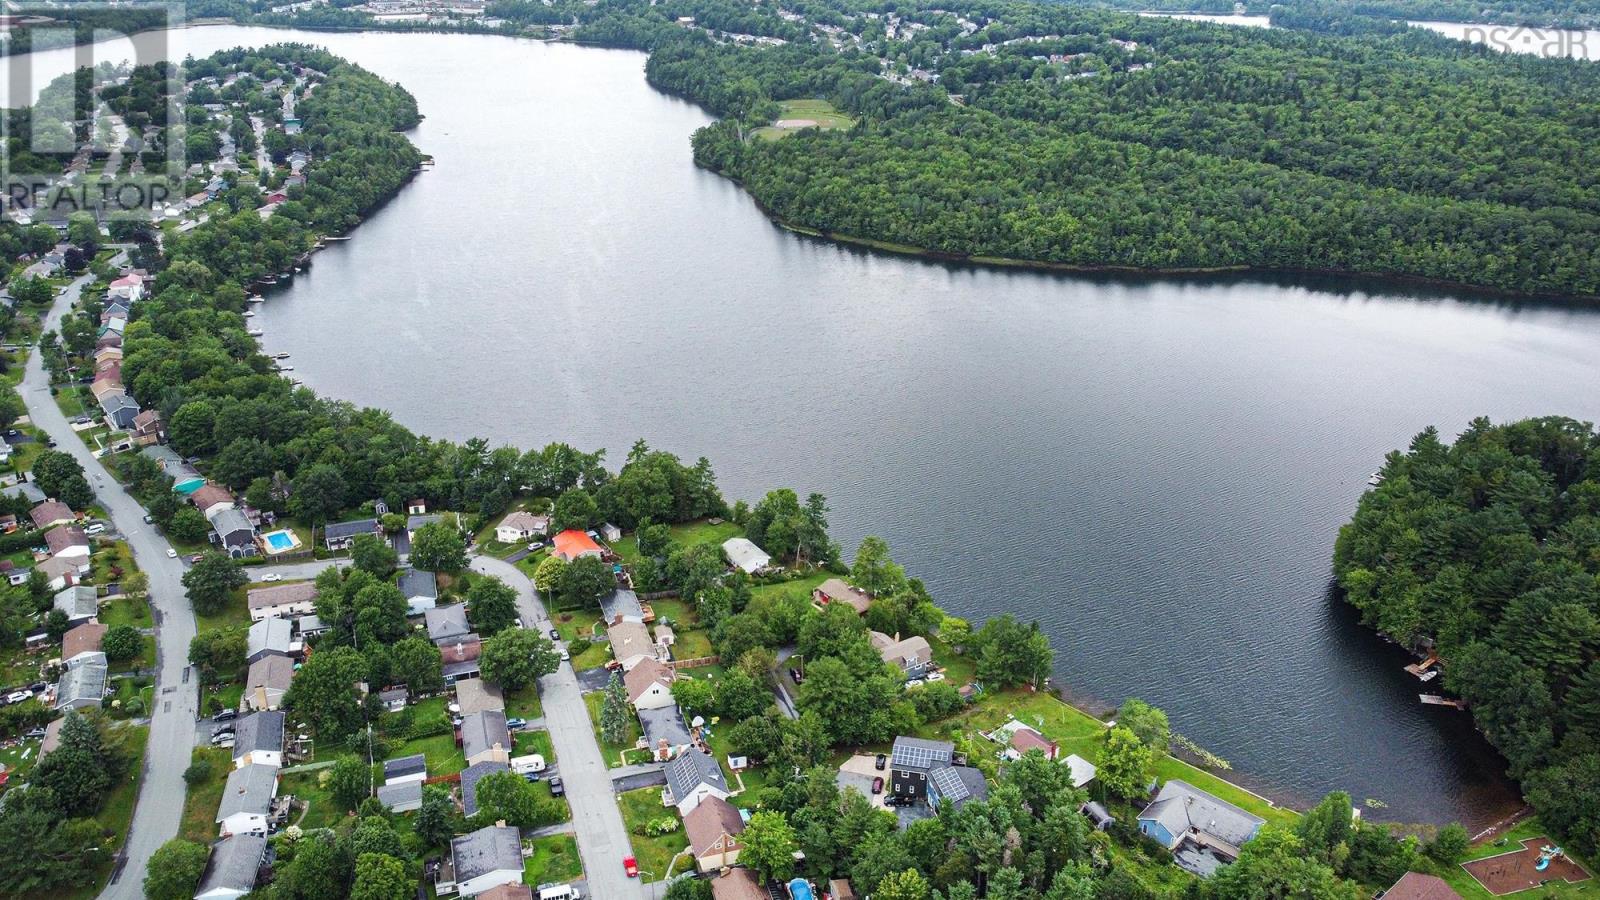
left=20, top=262, right=201, bottom=900
left=470, top=556, right=646, bottom=899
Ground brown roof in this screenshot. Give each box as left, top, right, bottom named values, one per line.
left=30, top=500, right=76, bottom=530
left=685, top=795, right=745, bottom=857
left=624, top=657, right=674, bottom=704
left=1010, top=727, right=1056, bottom=756
left=246, top=581, right=317, bottom=611
left=1383, top=873, right=1463, bottom=900
left=711, top=869, right=768, bottom=900
left=190, top=484, right=233, bottom=510
left=815, top=578, right=871, bottom=614
left=829, top=880, right=858, bottom=900
left=476, top=886, right=533, bottom=900
left=441, top=637, right=482, bottom=664
left=454, top=677, right=504, bottom=715
left=132, top=409, right=161, bottom=431
left=44, top=524, right=88, bottom=554
left=608, top=621, right=653, bottom=662
left=62, top=621, right=107, bottom=659
left=248, top=655, right=295, bottom=693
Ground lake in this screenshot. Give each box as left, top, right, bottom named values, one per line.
left=13, top=24, right=1600, bottom=827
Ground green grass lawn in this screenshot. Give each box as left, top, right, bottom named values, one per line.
left=584, top=691, right=637, bottom=768
left=108, top=634, right=156, bottom=673
left=389, top=731, right=465, bottom=777
left=514, top=729, right=554, bottom=762
left=505, top=684, right=544, bottom=721
left=179, top=747, right=232, bottom=843
left=748, top=572, right=828, bottom=607
left=616, top=787, right=688, bottom=882
left=1442, top=817, right=1600, bottom=899
left=753, top=99, right=856, bottom=141
left=0, top=737, right=43, bottom=781
left=194, top=585, right=252, bottom=632
left=613, top=519, right=744, bottom=568
left=523, top=833, right=583, bottom=885
left=281, top=769, right=350, bottom=831
left=701, top=722, right=770, bottom=808
left=201, top=681, right=245, bottom=717
left=50, top=723, right=152, bottom=900
left=98, top=595, right=152, bottom=629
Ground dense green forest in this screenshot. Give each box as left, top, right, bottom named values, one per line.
left=522, top=0, right=1600, bottom=298
left=0, top=7, right=170, bottom=58
left=1111, top=0, right=1600, bottom=28
left=1335, top=417, right=1600, bottom=855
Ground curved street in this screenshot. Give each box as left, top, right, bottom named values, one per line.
left=19, top=263, right=200, bottom=900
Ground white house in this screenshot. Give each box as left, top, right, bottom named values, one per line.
left=216, top=764, right=278, bottom=837
left=494, top=510, right=549, bottom=544
left=663, top=749, right=731, bottom=816
left=193, top=833, right=266, bottom=900
left=246, top=582, right=317, bottom=622
left=721, top=537, right=771, bottom=575
left=231, top=711, right=285, bottom=769
left=607, top=621, right=656, bottom=672
left=438, top=824, right=524, bottom=897
left=625, top=658, right=676, bottom=710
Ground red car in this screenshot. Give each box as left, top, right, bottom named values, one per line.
left=872, top=776, right=884, bottom=795
left=623, top=856, right=639, bottom=878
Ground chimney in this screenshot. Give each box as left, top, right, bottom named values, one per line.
left=495, top=819, right=507, bottom=828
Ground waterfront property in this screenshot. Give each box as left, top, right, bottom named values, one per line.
left=813, top=578, right=871, bottom=615
left=721, top=536, right=771, bottom=574
left=1138, top=779, right=1266, bottom=877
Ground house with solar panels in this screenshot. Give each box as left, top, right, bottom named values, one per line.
left=889, top=736, right=989, bottom=810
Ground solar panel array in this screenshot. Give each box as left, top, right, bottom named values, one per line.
left=891, top=736, right=953, bottom=770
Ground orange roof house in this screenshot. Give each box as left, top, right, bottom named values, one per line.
left=551, top=529, right=603, bottom=562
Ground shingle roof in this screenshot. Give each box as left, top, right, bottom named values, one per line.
left=212, top=507, right=255, bottom=540
left=53, top=585, right=99, bottom=619
left=608, top=621, right=653, bottom=662
left=61, top=621, right=106, bottom=660
left=195, top=833, right=266, bottom=896
left=246, top=618, right=292, bottom=659
left=891, top=736, right=953, bottom=772
left=552, top=529, right=601, bottom=559
left=451, top=824, right=523, bottom=882
left=232, top=711, right=285, bottom=758
left=247, top=581, right=317, bottom=611
left=721, top=537, right=771, bottom=573
left=685, top=795, right=745, bottom=857
left=710, top=868, right=768, bottom=900
left=383, top=753, right=427, bottom=781
left=930, top=765, right=989, bottom=807
left=815, top=578, right=871, bottom=614
left=477, top=884, right=534, bottom=900
left=377, top=779, right=423, bottom=810
left=30, top=500, right=75, bottom=529
left=54, top=659, right=106, bottom=708
left=191, top=484, right=234, bottom=510
left=324, top=518, right=379, bottom=541
left=625, top=658, right=674, bottom=704
left=600, top=589, right=644, bottom=623
left=397, top=568, right=438, bottom=599
left=454, top=678, right=504, bottom=716
left=426, top=604, right=471, bottom=643
left=497, top=511, right=547, bottom=534
left=461, top=710, right=510, bottom=761
left=1139, top=780, right=1266, bottom=849
left=216, top=764, right=277, bottom=822
left=666, top=749, right=727, bottom=802
left=459, top=760, right=510, bottom=817
left=1383, top=872, right=1464, bottom=900
left=247, top=655, right=294, bottom=697
left=44, top=524, right=88, bottom=555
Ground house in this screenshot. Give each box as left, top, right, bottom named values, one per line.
left=53, top=585, right=99, bottom=623
left=870, top=631, right=933, bottom=676
left=61, top=621, right=106, bottom=663
left=459, top=759, right=510, bottom=817
left=654, top=624, right=676, bottom=655
left=379, top=688, right=408, bottom=711
left=30, top=500, right=76, bottom=530
left=454, top=677, right=504, bottom=716
left=607, top=620, right=656, bottom=671
left=889, top=736, right=954, bottom=803
left=94, top=345, right=123, bottom=368
left=638, top=703, right=695, bottom=761
left=929, top=763, right=989, bottom=809
left=441, top=635, right=483, bottom=682
left=663, top=748, right=730, bottom=816
left=600, top=588, right=644, bottom=625
left=494, top=510, right=549, bottom=543
left=437, top=824, right=523, bottom=897
left=710, top=868, right=768, bottom=900
left=1380, top=872, right=1463, bottom=900
left=245, top=655, right=294, bottom=711
left=90, top=372, right=124, bottom=401
left=193, top=832, right=267, bottom=900
left=294, top=614, right=330, bottom=639
left=397, top=568, right=439, bottom=616
left=191, top=484, right=235, bottom=518
left=625, top=658, right=676, bottom=709
left=107, top=272, right=145, bottom=302
left=44, top=524, right=90, bottom=559
left=99, top=391, right=140, bottom=430
left=383, top=753, right=427, bottom=785
left=131, top=408, right=164, bottom=444
left=1082, top=801, right=1115, bottom=831
left=1007, top=725, right=1058, bottom=760
left=551, top=529, right=603, bottom=562
left=38, top=556, right=82, bottom=590
left=246, top=618, right=294, bottom=664
left=721, top=537, right=770, bottom=574
left=1138, top=779, right=1266, bottom=877
left=407, top=499, right=428, bottom=515
left=685, top=795, right=745, bottom=872
left=377, top=779, right=423, bottom=813
left=601, top=522, right=622, bottom=542
left=232, top=711, right=285, bottom=769
left=54, top=657, right=107, bottom=709
left=426, top=604, right=472, bottom=645
left=247, top=581, right=317, bottom=621
left=477, top=885, right=533, bottom=900
left=216, top=763, right=278, bottom=836
left=813, top=578, right=871, bottom=615
left=323, top=517, right=380, bottom=550
left=1064, top=754, right=1097, bottom=788
left=461, top=710, right=511, bottom=766
left=211, top=507, right=258, bottom=558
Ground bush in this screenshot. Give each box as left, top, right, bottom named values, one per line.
left=568, top=636, right=592, bottom=656
left=640, top=816, right=681, bottom=837
left=184, top=759, right=214, bottom=786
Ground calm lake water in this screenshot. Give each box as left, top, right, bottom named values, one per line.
left=14, top=25, right=1600, bottom=827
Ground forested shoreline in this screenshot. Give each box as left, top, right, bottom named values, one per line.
left=1335, top=417, right=1600, bottom=857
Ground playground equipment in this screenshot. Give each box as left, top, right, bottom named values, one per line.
left=1537, top=845, right=1565, bottom=872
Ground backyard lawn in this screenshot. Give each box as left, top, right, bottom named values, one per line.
left=98, top=595, right=152, bottom=629
left=616, top=787, right=690, bottom=882
left=1443, top=817, right=1600, bottom=899
left=611, top=518, right=744, bottom=568
left=194, top=585, right=252, bottom=632
left=523, top=833, right=583, bottom=886
left=584, top=690, right=638, bottom=768
left=179, top=747, right=232, bottom=843
left=748, top=572, right=828, bottom=608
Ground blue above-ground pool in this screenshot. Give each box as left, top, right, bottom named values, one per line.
left=788, top=879, right=815, bottom=900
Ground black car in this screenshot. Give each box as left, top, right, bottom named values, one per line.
left=549, top=628, right=560, bottom=641
left=213, top=709, right=238, bottom=722
left=789, top=668, right=802, bottom=684
left=874, top=753, right=886, bottom=771
left=548, top=776, right=564, bottom=798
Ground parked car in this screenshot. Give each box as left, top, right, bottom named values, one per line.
left=213, top=709, right=238, bottom=722
left=925, top=671, right=945, bottom=682
left=527, top=541, right=544, bottom=551
left=212, top=735, right=235, bottom=748
left=560, top=649, right=570, bottom=662
left=548, top=776, right=564, bottom=797
left=874, top=753, right=886, bottom=771
left=23, top=727, right=46, bottom=739
left=142, top=514, right=153, bottom=524
left=623, top=856, right=639, bottom=878
left=548, top=628, right=560, bottom=641
left=261, top=573, right=282, bottom=582
left=506, top=717, right=528, bottom=731
left=789, top=668, right=802, bottom=684
left=5, top=690, right=33, bottom=704
left=872, top=776, right=884, bottom=795
left=84, top=523, right=105, bottom=536
left=166, top=548, right=177, bottom=558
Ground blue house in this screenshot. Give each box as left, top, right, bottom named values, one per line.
left=1137, top=779, right=1265, bottom=877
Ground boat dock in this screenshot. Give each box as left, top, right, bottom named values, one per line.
left=1419, top=694, right=1467, bottom=709
left=1404, top=653, right=1439, bottom=679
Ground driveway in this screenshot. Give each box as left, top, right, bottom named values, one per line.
left=471, top=556, right=645, bottom=900
left=574, top=666, right=613, bottom=693
left=612, top=768, right=667, bottom=793
left=241, top=558, right=347, bottom=582
left=20, top=261, right=201, bottom=900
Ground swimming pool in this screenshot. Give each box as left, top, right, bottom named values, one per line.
left=173, top=478, right=205, bottom=495
left=262, top=530, right=298, bottom=553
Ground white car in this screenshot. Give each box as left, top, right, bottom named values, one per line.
left=5, top=690, right=33, bottom=704
left=925, top=672, right=946, bottom=682
left=559, top=649, right=570, bottom=662
left=166, top=548, right=177, bottom=558
left=261, top=573, right=282, bottom=582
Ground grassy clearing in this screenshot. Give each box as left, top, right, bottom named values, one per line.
left=584, top=690, right=637, bottom=768
left=98, top=595, right=152, bottom=629
left=617, top=787, right=688, bottom=881
left=753, top=99, right=856, bottom=140
left=515, top=728, right=554, bottom=761
left=179, top=747, right=232, bottom=843
left=505, top=684, right=544, bottom=721
left=194, top=585, right=252, bottom=632
left=749, top=572, right=829, bottom=607
left=523, top=833, right=584, bottom=885
left=613, top=519, right=743, bottom=568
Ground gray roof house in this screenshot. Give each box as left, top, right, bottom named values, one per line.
left=53, top=585, right=99, bottom=622
left=459, top=759, right=511, bottom=817
left=442, top=824, right=524, bottom=897
left=324, top=517, right=379, bottom=550
left=377, top=779, right=423, bottom=813
left=193, top=832, right=267, bottom=900
left=397, top=568, right=439, bottom=616
left=461, top=710, right=511, bottom=766
left=426, top=603, right=471, bottom=645
left=211, top=507, right=258, bottom=558
left=245, top=617, right=293, bottom=664
left=664, top=749, right=730, bottom=815
left=54, top=658, right=107, bottom=710
left=929, top=764, right=990, bottom=809
left=599, top=588, right=644, bottom=625
left=232, top=711, right=286, bottom=767
left=383, top=753, right=427, bottom=784
left=638, top=703, right=694, bottom=758
left=99, top=391, right=140, bottom=430
left=216, top=763, right=279, bottom=836
left=1138, top=779, right=1266, bottom=877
